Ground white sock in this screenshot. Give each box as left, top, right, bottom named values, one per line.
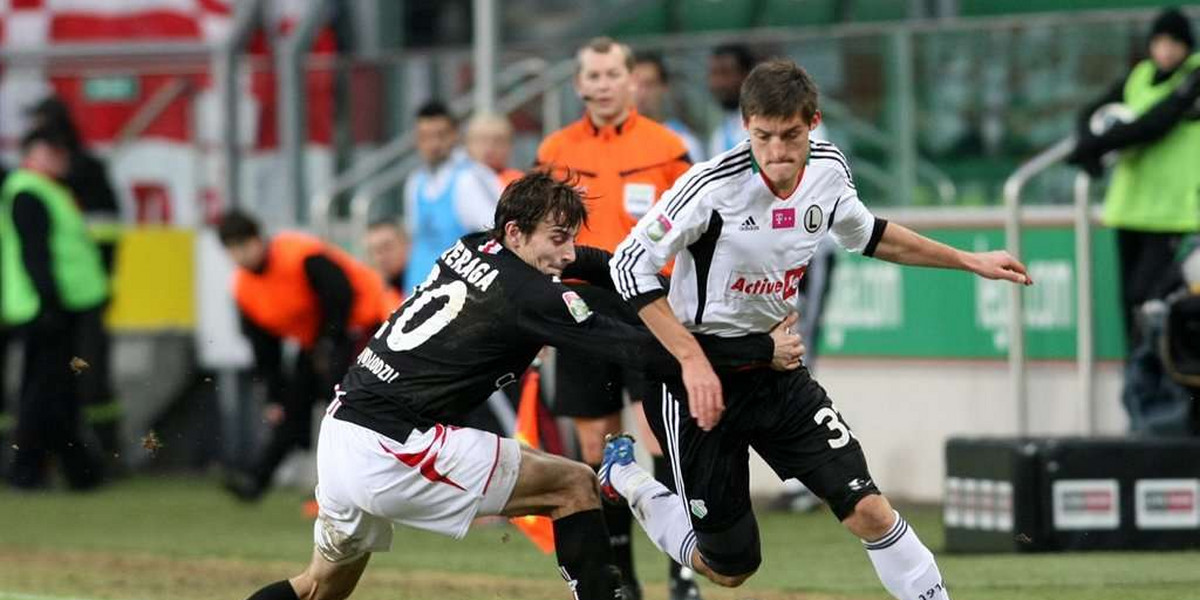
left=863, top=511, right=949, bottom=600
left=610, top=462, right=696, bottom=567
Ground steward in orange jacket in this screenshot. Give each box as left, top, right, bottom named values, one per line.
left=217, top=210, right=390, bottom=502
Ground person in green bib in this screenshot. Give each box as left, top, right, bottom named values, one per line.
left=1, top=125, right=108, bottom=491
left=1068, top=7, right=1200, bottom=351
left=26, top=97, right=123, bottom=465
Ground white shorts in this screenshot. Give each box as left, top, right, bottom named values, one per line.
left=313, top=414, right=522, bottom=563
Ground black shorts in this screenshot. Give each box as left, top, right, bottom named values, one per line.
left=551, top=284, right=649, bottom=418
left=644, top=366, right=880, bottom=533
left=553, top=347, right=648, bottom=417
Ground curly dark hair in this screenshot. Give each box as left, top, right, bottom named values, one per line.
left=490, top=170, right=589, bottom=242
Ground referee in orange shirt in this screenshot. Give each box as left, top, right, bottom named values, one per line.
left=537, top=37, right=695, bottom=600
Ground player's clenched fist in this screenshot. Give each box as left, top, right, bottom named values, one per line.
left=769, top=312, right=804, bottom=371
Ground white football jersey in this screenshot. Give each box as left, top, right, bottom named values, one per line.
left=610, top=139, right=885, bottom=337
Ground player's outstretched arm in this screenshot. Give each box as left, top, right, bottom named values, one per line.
left=871, top=221, right=1033, bottom=285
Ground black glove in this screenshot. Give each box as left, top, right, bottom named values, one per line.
left=1065, top=134, right=1105, bottom=179
left=312, top=335, right=353, bottom=387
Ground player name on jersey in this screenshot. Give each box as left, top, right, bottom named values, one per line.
left=356, top=346, right=400, bottom=384
left=437, top=239, right=501, bottom=292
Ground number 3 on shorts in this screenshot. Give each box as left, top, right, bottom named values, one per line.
left=814, top=407, right=854, bottom=449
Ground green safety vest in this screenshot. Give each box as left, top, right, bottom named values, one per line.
left=0, top=169, right=109, bottom=325
left=1103, top=54, right=1200, bottom=232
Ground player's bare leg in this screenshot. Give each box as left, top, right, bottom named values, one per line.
left=244, top=551, right=369, bottom=600
left=844, top=494, right=950, bottom=600
left=574, top=413, right=623, bottom=466
left=502, top=444, right=625, bottom=600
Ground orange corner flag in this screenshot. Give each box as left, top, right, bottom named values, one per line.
left=511, top=369, right=555, bottom=553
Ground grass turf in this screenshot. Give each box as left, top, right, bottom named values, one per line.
left=0, top=476, right=1198, bottom=599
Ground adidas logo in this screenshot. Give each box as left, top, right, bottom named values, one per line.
left=739, top=216, right=759, bottom=231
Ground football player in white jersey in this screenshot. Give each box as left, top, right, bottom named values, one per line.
left=605, top=60, right=1031, bottom=600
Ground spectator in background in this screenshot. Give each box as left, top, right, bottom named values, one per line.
left=706, top=44, right=758, bottom=158
left=0, top=161, right=9, bottom=471
left=1067, top=7, right=1200, bottom=352
left=537, top=36, right=695, bottom=600
left=465, top=112, right=524, bottom=189
left=25, top=96, right=121, bottom=271
left=2, top=126, right=108, bottom=491
left=633, top=53, right=706, bottom=162
left=365, top=218, right=410, bottom=309
left=403, top=101, right=500, bottom=294
left=26, top=96, right=123, bottom=465
left=218, top=211, right=391, bottom=502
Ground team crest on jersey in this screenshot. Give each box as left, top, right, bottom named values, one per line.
left=477, top=239, right=502, bottom=255
left=803, top=205, right=823, bottom=233
left=646, top=214, right=673, bottom=242
left=561, top=291, right=593, bottom=323
left=772, top=207, right=796, bottom=230
left=689, top=499, right=708, bottom=519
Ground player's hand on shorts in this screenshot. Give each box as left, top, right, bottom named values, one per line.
left=681, top=355, right=724, bottom=431
left=769, top=312, right=804, bottom=371
left=969, top=250, right=1034, bottom=286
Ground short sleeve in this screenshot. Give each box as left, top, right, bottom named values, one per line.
left=829, top=186, right=878, bottom=254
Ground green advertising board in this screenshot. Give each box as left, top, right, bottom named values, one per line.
left=819, top=226, right=1125, bottom=360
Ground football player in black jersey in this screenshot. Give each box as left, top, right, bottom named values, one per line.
left=242, top=171, right=803, bottom=600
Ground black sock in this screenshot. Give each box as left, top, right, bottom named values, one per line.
left=553, top=509, right=624, bottom=600
left=593, top=462, right=637, bottom=589
left=246, top=580, right=299, bottom=600
left=652, top=454, right=675, bottom=492
left=603, top=498, right=637, bottom=586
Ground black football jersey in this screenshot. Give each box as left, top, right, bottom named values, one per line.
left=334, top=232, right=773, bottom=442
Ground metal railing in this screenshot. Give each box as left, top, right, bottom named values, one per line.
left=284, top=5, right=1197, bottom=236
left=312, top=56, right=558, bottom=241
left=821, top=100, right=957, bottom=204
left=330, top=56, right=956, bottom=251
left=344, top=58, right=578, bottom=252
left=1002, top=136, right=1095, bottom=436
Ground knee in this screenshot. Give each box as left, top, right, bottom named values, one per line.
left=843, top=494, right=895, bottom=541
left=289, top=575, right=319, bottom=600
left=694, top=511, right=762, bottom=586
left=293, top=573, right=355, bottom=600
left=559, top=461, right=602, bottom=510
left=577, top=435, right=604, bottom=466
left=704, top=568, right=755, bottom=588
left=573, top=416, right=623, bottom=465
